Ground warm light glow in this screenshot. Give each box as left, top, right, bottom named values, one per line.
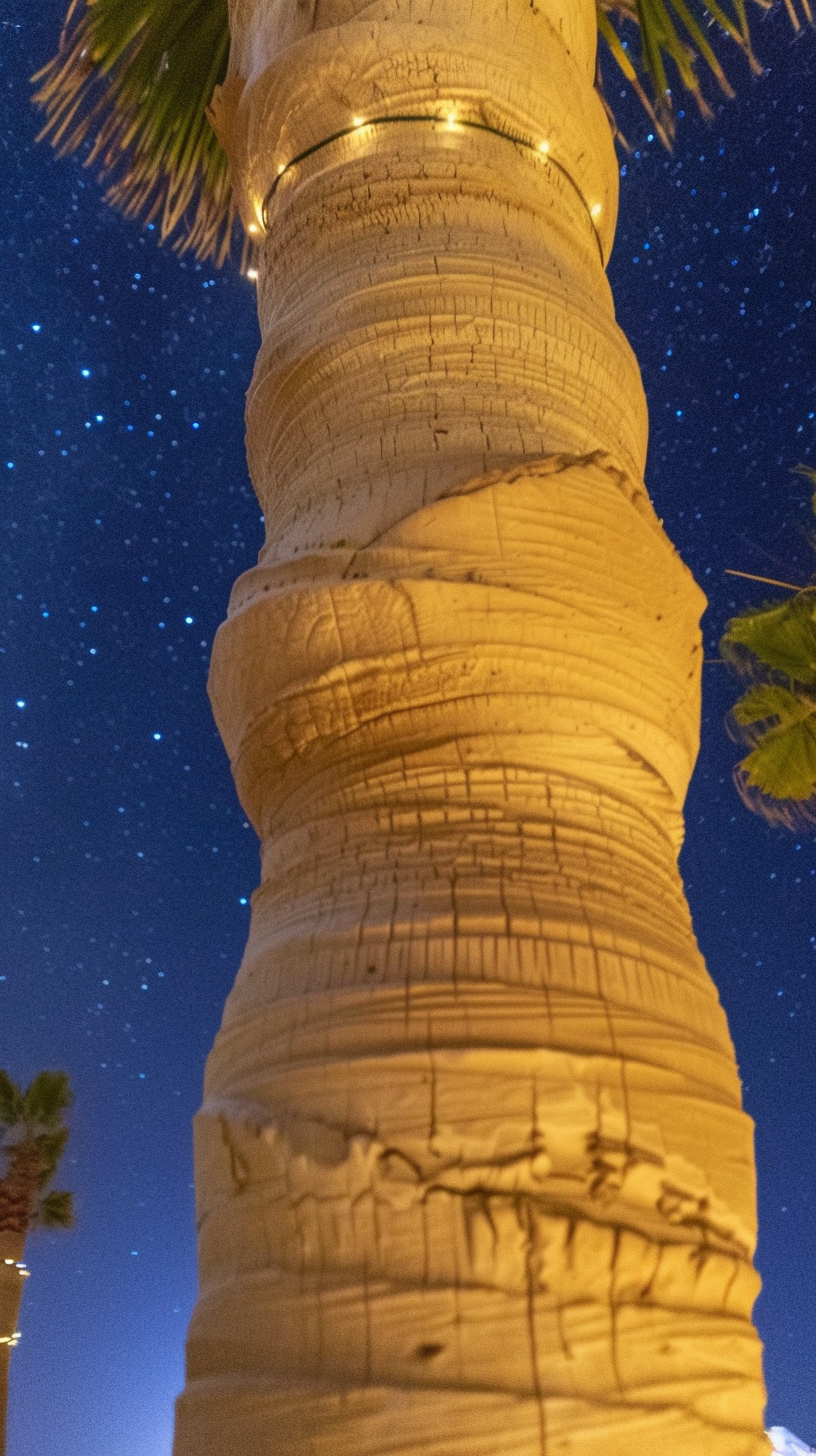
left=446, top=110, right=457, bottom=124
left=246, top=268, right=259, bottom=281
left=248, top=223, right=259, bottom=235
left=590, top=202, right=603, bottom=218
left=352, top=116, right=365, bottom=128
left=277, top=163, right=285, bottom=176
left=538, top=140, right=550, bottom=154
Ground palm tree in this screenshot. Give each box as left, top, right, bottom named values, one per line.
left=0, top=1071, right=74, bottom=1456
left=722, top=468, right=816, bottom=828
left=32, top=3, right=811, bottom=1453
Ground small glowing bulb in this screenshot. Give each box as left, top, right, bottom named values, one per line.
left=248, top=223, right=259, bottom=235
left=538, top=140, right=550, bottom=154
left=446, top=110, right=457, bottom=124
left=590, top=202, right=603, bottom=218
left=277, top=163, right=285, bottom=176
left=352, top=115, right=365, bottom=128
left=246, top=268, right=259, bottom=281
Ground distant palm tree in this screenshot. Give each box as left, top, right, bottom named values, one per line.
left=0, top=1071, right=74, bottom=1456
left=722, top=467, right=816, bottom=828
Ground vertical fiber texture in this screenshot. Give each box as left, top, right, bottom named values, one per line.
left=175, top=3, right=769, bottom=1452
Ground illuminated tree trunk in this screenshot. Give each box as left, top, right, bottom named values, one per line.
left=174, top=2, right=769, bottom=1451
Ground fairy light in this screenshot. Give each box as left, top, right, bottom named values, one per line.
left=262, top=114, right=605, bottom=261
left=246, top=268, right=259, bottom=281
left=248, top=223, right=259, bottom=235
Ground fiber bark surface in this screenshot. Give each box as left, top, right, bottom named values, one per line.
left=175, top=3, right=769, bottom=1452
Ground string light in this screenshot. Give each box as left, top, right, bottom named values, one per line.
left=246, top=268, right=259, bottom=281
left=262, top=112, right=605, bottom=258
left=248, top=223, right=259, bottom=235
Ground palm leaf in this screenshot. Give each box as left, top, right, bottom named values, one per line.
left=730, top=681, right=816, bottom=824
left=33, top=0, right=802, bottom=265
left=22, top=1071, right=73, bottom=1131
left=722, top=591, right=816, bottom=685
left=32, top=0, right=236, bottom=265
left=33, top=1128, right=71, bottom=1188
left=598, top=0, right=765, bottom=140
left=38, top=1190, right=75, bottom=1230
left=0, top=1072, right=24, bottom=1130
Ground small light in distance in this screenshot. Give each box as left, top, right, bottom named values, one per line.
left=246, top=268, right=259, bottom=281
left=590, top=202, right=603, bottom=218
left=538, top=140, right=550, bottom=154
left=352, top=116, right=365, bottom=128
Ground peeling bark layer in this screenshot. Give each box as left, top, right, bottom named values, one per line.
left=175, top=2, right=769, bottom=1452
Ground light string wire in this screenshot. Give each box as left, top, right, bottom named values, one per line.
left=259, top=112, right=605, bottom=262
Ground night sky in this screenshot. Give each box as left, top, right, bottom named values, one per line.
left=2, top=5, right=814, bottom=1453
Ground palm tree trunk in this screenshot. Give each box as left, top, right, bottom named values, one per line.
left=0, top=1235, right=26, bottom=1456
left=175, top=2, right=769, bottom=1452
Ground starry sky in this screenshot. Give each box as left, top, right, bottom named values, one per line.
left=1, top=5, right=814, bottom=1453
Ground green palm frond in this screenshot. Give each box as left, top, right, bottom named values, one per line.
left=21, top=1071, right=73, bottom=1132
left=722, top=469, right=816, bottom=827
left=38, top=1190, right=75, bottom=1230
left=32, top=0, right=236, bottom=265
left=34, top=0, right=807, bottom=265
left=597, top=0, right=767, bottom=143
left=0, top=1072, right=24, bottom=1130
left=722, top=590, right=816, bottom=683
left=728, top=682, right=816, bottom=825
left=33, top=1128, right=71, bottom=1188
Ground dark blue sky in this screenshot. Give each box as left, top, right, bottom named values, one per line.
left=2, top=5, right=814, bottom=1453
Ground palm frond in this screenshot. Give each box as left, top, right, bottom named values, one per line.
left=32, top=0, right=238, bottom=266
left=38, top=1190, right=75, bottom=1230
left=729, top=680, right=816, bottom=826
left=21, top=1071, right=73, bottom=1131
left=722, top=475, right=816, bottom=828
left=0, top=1072, right=24, bottom=1130
left=598, top=0, right=768, bottom=142
left=722, top=590, right=816, bottom=684
left=33, top=1128, right=71, bottom=1188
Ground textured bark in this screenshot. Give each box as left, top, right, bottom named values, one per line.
left=175, top=2, right=769, bottom=1452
